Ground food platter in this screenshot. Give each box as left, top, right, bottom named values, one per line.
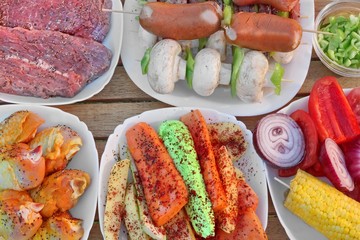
left=98, top=107, right=268, bottom=238
left=0, top=0, right=123, bottom=105
left=0, top=104, right=99, bottom=240
left=265, top=89, right=351, bottom=240
left=121, top=0, right=314, bottom=116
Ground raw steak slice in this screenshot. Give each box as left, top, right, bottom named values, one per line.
left=0, top=0, right=112, bottom=42
left=0, top=26, right=112, bottom=98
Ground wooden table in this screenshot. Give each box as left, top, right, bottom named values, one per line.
left=20, top=0, right=358, bottom=239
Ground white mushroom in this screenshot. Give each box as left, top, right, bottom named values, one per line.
left=272, top=51, right=295, bottom=64
left=192, top=48, right=221, bottom=96
left=147, top=39, right=185, bottom=94
left=206, top=30, right=227, bottom=61
left=178, top=40, right=199, bottom=50
left=146, top=39, right=224, bottom=96
left=146, top=39, right=278, bottom=102
left=236, top=51, right=269, bottom=103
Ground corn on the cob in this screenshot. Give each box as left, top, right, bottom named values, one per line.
left=284, top=170, right=360, bottom=240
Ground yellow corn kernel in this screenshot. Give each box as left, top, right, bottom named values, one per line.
left=284, top=170, right=360, bottom=240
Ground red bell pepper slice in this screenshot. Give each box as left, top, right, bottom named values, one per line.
left=308, top=76, right=360, bottom=144
left=346, top=87, right=360, bottom=125
left=278, top=109, right=319, bottom=177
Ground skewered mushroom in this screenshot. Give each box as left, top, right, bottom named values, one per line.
left=146, top=39, right=277, bottom=102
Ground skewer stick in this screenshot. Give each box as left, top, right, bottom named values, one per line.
left=299, top=15, right=309, bottom=19
left=282, top=78, right=294, bottom=82
left=303, top=29, right=335, bottom=35
left=274, top=177, right=290, bottom=189
left=102, top=8, right=138, bottom=14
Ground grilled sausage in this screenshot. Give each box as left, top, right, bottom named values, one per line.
left=232, top=0, right=299, bottom=12
left=225, top=12, right=302, bottom=52
left=139, top=1, right=223, bottom=40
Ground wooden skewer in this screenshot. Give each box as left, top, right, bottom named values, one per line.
left=299, top=15, right=309, bottom=19
left=274, top=177, right=290, bottom=189
left=102, top=8, right=138, bottom=14
left=282, top=79, right=294, bottom=82
left=303, top=29, right=335, bottom=35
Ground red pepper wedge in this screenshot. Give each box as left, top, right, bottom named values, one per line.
left=278, top=110, right=319, bottom=177
left=305, top=161, right=325, bottom=177
left=308, top=76, right=360, bottom=144
left=346, top=87, right=360, bottom=125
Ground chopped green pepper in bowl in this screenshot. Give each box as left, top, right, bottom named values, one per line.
left=313, top=0, right=360, bottom=77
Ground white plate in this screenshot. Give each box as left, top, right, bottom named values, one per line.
left=98, top=107, right=268, bottom=239
left=0, top=105, right=99, bottom=240
left=266, top=89, right=351, bottom=240
left=121, top=0, right=314, bottom=116
left=0, top=0, right=123, bottom=105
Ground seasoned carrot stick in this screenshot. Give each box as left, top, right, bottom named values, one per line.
left=126, top=122, right=188, bottom=226
left=180, top=110, right=227, bottom=212
left=215, top=208, right=268, bottom=240
left=213, top=146, right=239, bottom=233
left=235, top=168, right=259, bottom=213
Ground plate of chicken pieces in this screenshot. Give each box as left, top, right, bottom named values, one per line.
left=98, top=107, right=268, bottom=239
left=121, top=0, right=314, bottom=116
left=0, top=0, right=123, bottom=105
left=0, top=105, right=98, bottom=240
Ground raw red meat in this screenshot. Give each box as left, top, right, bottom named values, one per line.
left=0, top=0, right=112, bottom=42
left=0, top=26, right=112, bottom=98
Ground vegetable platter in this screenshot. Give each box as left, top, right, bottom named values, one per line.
left=98, top=107, right=268, bottom=239
left=0, top=104, right=99, bottom=240
left=0, top=0, right=123, bottom=105
left=121, top=0, right=314, bottom=116
left=265, top=87, right=357, bottom=240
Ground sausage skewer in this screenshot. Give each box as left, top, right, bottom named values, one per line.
left=104, top=2, right=328, bottom=53
left=139, top=1, right=223, bottom=41
left=225, top=11, right=302, bottom=52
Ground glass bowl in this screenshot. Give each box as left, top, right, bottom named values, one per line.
left=313, top=0, right=360, bottom=77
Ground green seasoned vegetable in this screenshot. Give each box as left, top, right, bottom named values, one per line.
left=141, top=47, right=152, bottom=74
left=198, top=38, right=208, bottom=51
left=318, top=13, right=360, bottom=69
left=222, top=0, right=233, bottom=26
left=185, top=47, right=195, bottom=88
left=230, top=46, right=245, bottom=97
left=223, top=5, right=233, bottom=26
left=138, top=0, right=147, bottom=5
left=158, top=120, right=215, bottom=238
left=277, top=11, right=290, bottom=18
left=270, top=63, right=285, bottom=95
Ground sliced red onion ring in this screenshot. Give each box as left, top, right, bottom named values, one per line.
left=342, top=135, right=360, bottom=183
left=253, top=113, right=305, bottom=168
left=320, top=138, right=354, bottom=192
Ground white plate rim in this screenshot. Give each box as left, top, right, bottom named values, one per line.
left=121, top=0, right=314, bottom=116
left=98, top=107, right=268, bottom=238
left=0, top=104, right=99, bottom=240
left=0, top=0, right=123, bottom=105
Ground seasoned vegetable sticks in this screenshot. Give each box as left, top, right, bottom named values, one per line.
left=159, top=120, right=215, bottom=238
left=126, top=122, right=188, bottom=226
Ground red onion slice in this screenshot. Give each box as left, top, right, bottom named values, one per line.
left=320, top=138, right=354, bottom=192
left=341, top=135, right=360, bottom=183
left=253, top=113, right=305, bottom=168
